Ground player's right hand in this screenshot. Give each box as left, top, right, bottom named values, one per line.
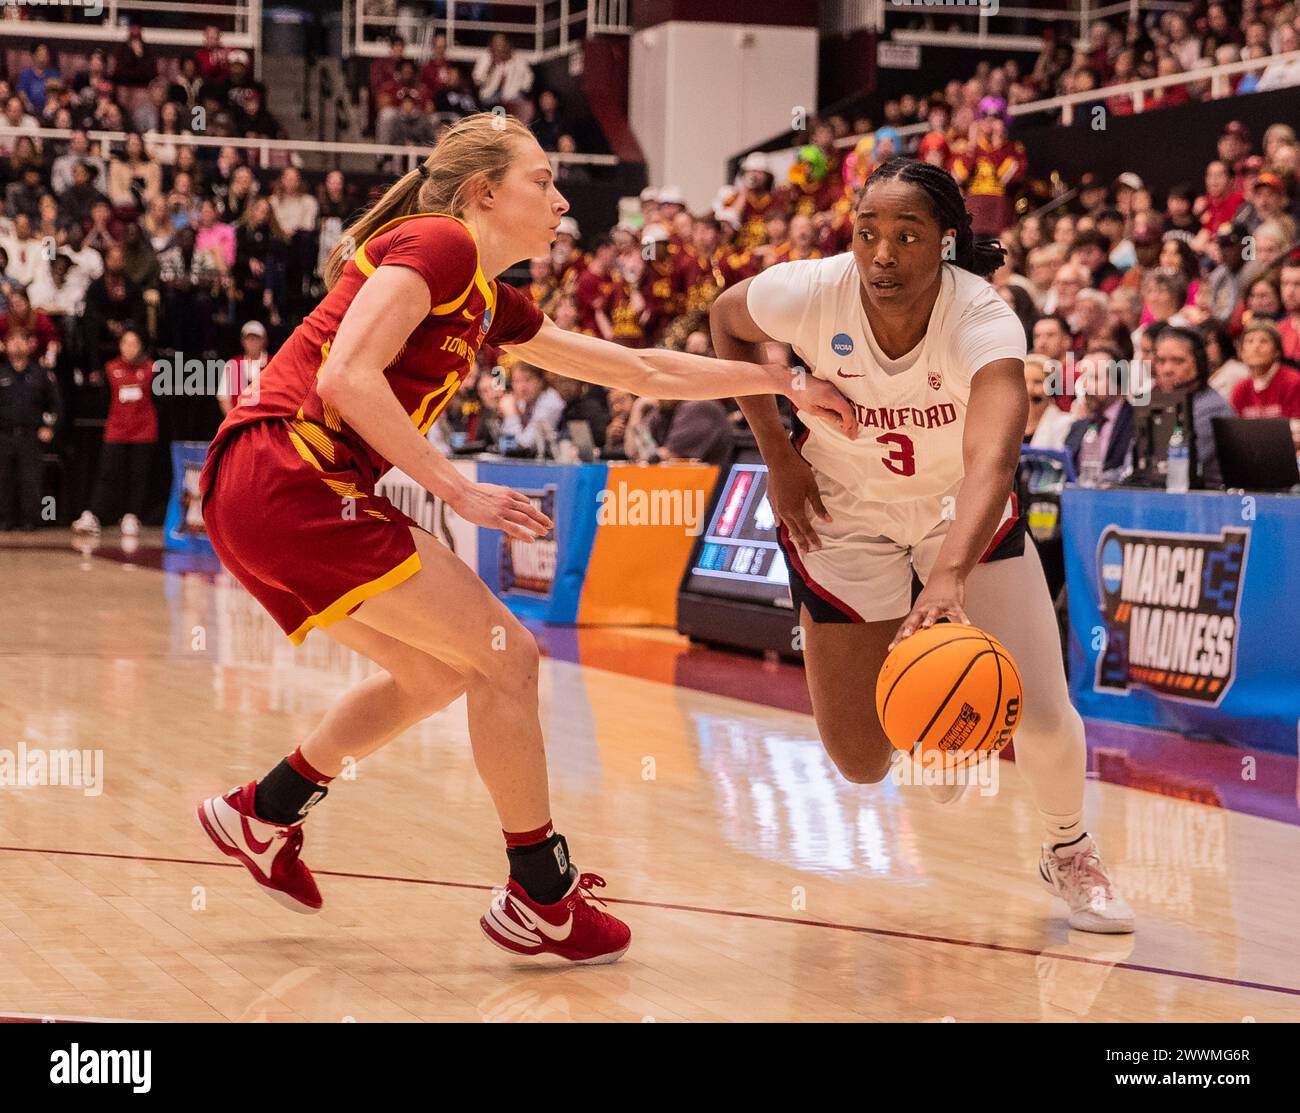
left=768, top=453, right=829, bottom=552
left=449, top=482, right=553, bottom=542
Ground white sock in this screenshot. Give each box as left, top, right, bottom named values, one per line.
left=1043, top=813, right=1086, bottom=851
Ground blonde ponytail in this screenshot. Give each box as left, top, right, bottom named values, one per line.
left=324, top=111, right=537, bottom=289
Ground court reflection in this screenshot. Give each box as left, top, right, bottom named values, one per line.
left=689, top=711, right=927, bottom=879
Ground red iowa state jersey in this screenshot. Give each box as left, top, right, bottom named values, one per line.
left=208, top=213, right=543, bottom=481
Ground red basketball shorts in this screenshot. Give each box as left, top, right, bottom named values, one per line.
left=201, top=419, right=424, bottom=643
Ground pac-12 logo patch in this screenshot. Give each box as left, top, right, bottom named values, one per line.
left=927, top=369, right=943, bottom=391
left=831, top=332, right=854, bottom=356
left=1093, top=524, right=1248, bottom=706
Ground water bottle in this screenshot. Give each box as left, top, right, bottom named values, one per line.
left=1166, top=423, right=1190, bottom=493
left=1079, top=424, right=1103, bottom=488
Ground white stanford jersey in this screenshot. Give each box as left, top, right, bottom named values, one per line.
left=747, top=255, right=1026, bottom=547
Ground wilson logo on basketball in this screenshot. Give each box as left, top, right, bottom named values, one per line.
left=1093, top=526, right=1248, bottom=705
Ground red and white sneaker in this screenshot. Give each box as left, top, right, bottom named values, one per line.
left=197, top=781, right=323, bottom=915
left=480, top=872, right=631, bottom=964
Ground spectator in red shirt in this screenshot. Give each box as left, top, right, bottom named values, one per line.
left=0, top=288, right=60, bottom=368
left=639, top=225, right=684, bottom=342
left=73, top=329, right=157, bottom=537
left=551, top=216, right=587, bottom=289
left=1276, top=260, right=1300, bottom=366
left=420, top=33, right=454, bottom=101
left=1147, top=55, right=1191, bottom=109
left=1231, top=321, right=1300, bottom=433
left=1217, top=121, right=1252, bottom=182
left=376, top=59, right=431, bottom=147
left=197, top=25, right=230, bottom=82
left=572, top=237, right=617, bottom=339
left=368, top=35, right=405, bottom=132
left=1195, top=160, right=1245, bottom=234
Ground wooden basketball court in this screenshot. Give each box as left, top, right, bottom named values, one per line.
left=2, top=534, right=1297, bottom=1022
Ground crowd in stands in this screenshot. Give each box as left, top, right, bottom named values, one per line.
left=0, top=25, right=362, bottom=533
left=3, top=6, right=1300, bottom=536
left=447, top=96, right=1299, bottom=489
left=879, top=0, right=1300, bottom=136
left=366, top=30, right=591, bottom=160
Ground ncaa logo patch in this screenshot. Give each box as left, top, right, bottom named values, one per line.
left=831, top=332, right=854, bottom=356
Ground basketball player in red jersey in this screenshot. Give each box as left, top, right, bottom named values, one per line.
left=195, top=113, right=857, bottom=964
left=711, top=159, right=1134, bottom=934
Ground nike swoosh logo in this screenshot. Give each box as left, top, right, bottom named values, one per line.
left=239, top=810, right=275, bottom=854
left=510, top=896, right=574, bottom=941
left=462, top=308, right=477, bottom=320
left=836, top=369, right=865, bottom=379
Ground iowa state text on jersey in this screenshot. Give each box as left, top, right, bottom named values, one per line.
left=1093, top=526, right=1249, bottom=705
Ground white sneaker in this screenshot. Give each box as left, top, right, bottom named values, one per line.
left=1039, top=834, right=1135, bottom=934
left=120, top=514, right=140, bottom=536
left=72, top=510, right=100, bottom=534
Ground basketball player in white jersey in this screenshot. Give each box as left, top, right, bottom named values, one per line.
left=710, top=158, right=1134, bottom=933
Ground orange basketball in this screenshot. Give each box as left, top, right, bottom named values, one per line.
left=875, top=622, right=1023, bottom=765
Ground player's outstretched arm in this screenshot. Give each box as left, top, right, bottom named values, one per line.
left=318, top=264, right=551, bottom=541
left=506, top=316, right=858, bottom=439
left=710, top=280, right=834, bottom=553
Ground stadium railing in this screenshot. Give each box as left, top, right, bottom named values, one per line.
left=826, top=0, right=1192, bottom=51
left=0, top=0, right=261, bottom=55
left=743, top=48, right=1300, bottom=176
left=351, top=0, right=633, bottom=65
left=0, top=122, right=620, bottom=174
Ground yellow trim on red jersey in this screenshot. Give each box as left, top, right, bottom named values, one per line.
left=354, top=211, right=491, bottom=319
left=323, top=477, right=367, bottom=501
left=409, top=370, right=462, bottom=433
left=290, top=418, right=337, bottom=464
left=286, top=426, right=324, bottom=471
left=288, top=552, right=423, bottom=644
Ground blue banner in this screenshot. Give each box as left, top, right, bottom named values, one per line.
left=474, top=460, right=608, bottom=623
left=1062, top=487, right=1300, bottom=755
left=163, top=441, right=216, bottom=555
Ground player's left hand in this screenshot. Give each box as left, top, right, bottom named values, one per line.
left=450, top=481, right=553, bottom=542
left=889, top=573, right=970, bottom=651
left=786, top=372, right=859, bottom=440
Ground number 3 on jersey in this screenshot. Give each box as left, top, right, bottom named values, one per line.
left=876, top=432, right=916, bottom=476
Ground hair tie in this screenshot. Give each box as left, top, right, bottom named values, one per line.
left=416, top=163, right=429, bottom=179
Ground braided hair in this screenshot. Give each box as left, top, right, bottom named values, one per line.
left=861, top=157, right=1007, bottom=280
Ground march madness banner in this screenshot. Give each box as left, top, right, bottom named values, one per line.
left=475, top=460, right=607, bottom=623
left=1063, top=488, right=1300, bottom=755
left=163, top=441, right=216, bottom=555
